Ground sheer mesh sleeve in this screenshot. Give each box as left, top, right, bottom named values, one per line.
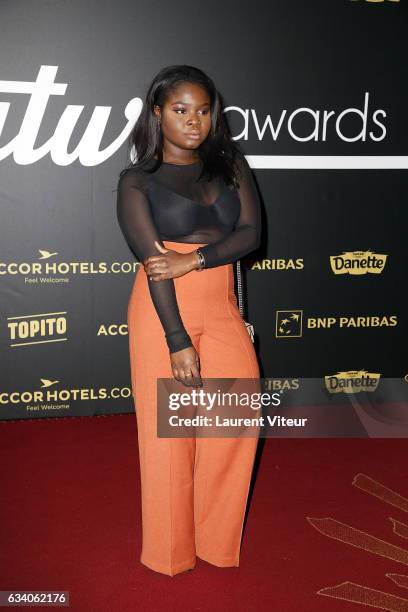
left=116, top=170, right=193, bottom=354
left=199, top=155, right=261, bottom=268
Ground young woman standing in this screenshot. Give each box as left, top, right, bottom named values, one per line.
left=117, top=65, right=262, bottom=576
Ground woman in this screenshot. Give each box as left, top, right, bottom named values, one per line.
left=116, top=65, right=262, bottom=577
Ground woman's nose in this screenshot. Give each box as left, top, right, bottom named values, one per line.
left=187, top=115, right=200, bottom=125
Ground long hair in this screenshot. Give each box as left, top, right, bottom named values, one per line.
left=119, top=64, right=244, bottom=189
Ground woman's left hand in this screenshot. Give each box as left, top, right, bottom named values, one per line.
left=143, top=241, right=198, bottom=281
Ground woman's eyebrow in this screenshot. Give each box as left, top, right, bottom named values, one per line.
left=170, top=100, right=210, bottom=106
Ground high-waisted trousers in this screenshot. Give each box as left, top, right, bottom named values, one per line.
left=127, top=240, right=260, bottom=577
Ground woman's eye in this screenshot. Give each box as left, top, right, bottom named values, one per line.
left=173, top=108, right=210, bottom=115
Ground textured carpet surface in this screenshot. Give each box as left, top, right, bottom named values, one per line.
left=1, top=414, right=407, bottom=611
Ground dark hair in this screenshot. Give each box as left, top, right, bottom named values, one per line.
left=119, top=64, right=244, bottom=189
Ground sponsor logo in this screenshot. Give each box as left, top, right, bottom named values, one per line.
left=7, top=311, right=67, bottom=347
left=276, top=311, right=397, bottom=337
left=0, top=249, right=138, bottom=280
left=0, top=378, right=132, bottom=412
left=324, top=370, right=381, bottom=393
left=307, top=315, right=397, bottom=329
left=263, top=378, right=300, bottom=391
left=276, top=310, right=303, bottom=338
left=97, top=324, right=128, bottom=336
left=247, top=258, right=304, bottom=271
left=330, top=251, right=387, bottom=275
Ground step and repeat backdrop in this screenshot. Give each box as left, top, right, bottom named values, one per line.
left=0, top=0, right=407, bottom=420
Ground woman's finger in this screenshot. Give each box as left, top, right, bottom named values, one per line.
left=145, top=260, right=168, bottom=275
left=144, top=254, right=166, bottom=265
left=190, top=364, right=202, bottom=388
left=179, top=368, right=196, bottom=388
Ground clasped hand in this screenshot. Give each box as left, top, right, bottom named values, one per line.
left=143, top=241, right=197, bottom=281
left=143, top=241, right=203, bottom=389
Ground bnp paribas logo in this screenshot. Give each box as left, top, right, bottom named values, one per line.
left=275, top=310, right=303, bottom=338
left=330, top=251, right=387, bottom=275
left=325, top=370, right=381, bottom=394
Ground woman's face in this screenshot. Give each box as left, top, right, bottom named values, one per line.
left=154, top=82, right=212, bottom=156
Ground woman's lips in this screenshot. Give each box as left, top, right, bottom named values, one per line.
left=185, top=132, right=201, bottom=140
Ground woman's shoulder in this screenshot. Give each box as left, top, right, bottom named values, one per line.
left=231, top=152, right=253, bottom=189
left=234, top=151, right=250, bottom=173
left=117, top=162, right=152, bottom=193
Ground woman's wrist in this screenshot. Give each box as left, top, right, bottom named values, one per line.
left=189, top=249, right=205, bottom=271
left=195, top=248, right=205, bottom=271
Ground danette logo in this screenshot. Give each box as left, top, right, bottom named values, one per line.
left=324, top=370, right=381, bottom=394
left=330, top=251, right=387, bottom=275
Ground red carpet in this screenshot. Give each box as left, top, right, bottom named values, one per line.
left=1, top=414, right=408, bottom=612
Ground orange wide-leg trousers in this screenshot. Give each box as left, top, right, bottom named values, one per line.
left=127, top=241, right=260, bottom=576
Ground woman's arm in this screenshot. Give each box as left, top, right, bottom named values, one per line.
left=198, top=155, right=261, bottom=268
left=116, top=171, right=193, bottom=353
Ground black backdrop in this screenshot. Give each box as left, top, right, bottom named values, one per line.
left=1, top=0, right=407, bottom=419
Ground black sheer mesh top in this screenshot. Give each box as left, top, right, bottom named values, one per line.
left=116, top=154, right=261, bottom=354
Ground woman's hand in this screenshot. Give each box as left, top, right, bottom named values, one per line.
left=144, top=241, right=200, bottom=280
left=170, top=345, right=203, bottom=389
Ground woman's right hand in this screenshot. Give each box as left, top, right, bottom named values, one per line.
left=170, top=345, right=203, bottom=389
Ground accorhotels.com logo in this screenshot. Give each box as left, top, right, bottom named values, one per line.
left=98, top=324, right=129, bottom=337
left=330, top=251, right=387, bottom=275
left=0, top=378, right=132, bottom=412
left=275, top=310, right=397, bottom=338
left=0, top=249, right=139, bottom=280
left=324, top=370, right=381, bottom=394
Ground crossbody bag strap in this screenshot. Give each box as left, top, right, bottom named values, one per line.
left=235, top=259, right=255, bottom=343
left=235, top=259, right=245, bottom=318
